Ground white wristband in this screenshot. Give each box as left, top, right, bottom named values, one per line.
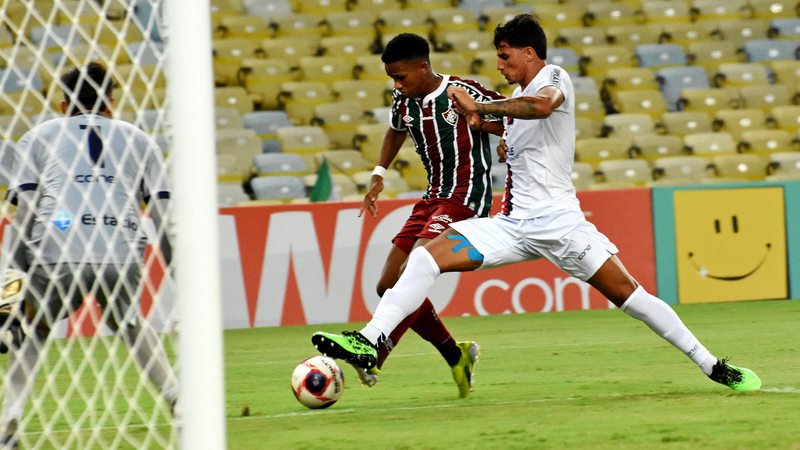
left=371, top=166, right=387, bottom=178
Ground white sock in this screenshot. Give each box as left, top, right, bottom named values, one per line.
left=361, top=247, right=441, bottom=345
left=620, top=286, right=717, bottom=375
left=1, top=336, right=45, bottom=427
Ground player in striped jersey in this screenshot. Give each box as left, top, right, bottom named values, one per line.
left=342, top=33, right=504, bottom=397
left=1, top=63, right=179, bottom=446
left=313, top=16, right=761, bottom=393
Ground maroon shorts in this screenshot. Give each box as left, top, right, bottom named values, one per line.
left=392, top=197, right=479, bottom=254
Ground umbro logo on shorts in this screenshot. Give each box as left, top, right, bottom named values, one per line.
left=428, top=223, right=446, bottom=233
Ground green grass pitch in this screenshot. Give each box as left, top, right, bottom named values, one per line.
left=226, top=299, right=800, bottom=449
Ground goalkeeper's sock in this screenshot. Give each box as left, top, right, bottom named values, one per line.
left=363, top=247, right=441, bottom=345
left=122, top=321, right=179, bottom=404
left=1, top=335, right=45, bottom=426
left=411, top=299, right=462, bottom=367
left=620, top=286, right=717, bottom=375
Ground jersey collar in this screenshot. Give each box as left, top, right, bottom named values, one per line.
left=422, top=73, right=449, bottom=107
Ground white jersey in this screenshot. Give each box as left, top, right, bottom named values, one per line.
left=8, top=114, right=169, bottom=265
left=499, top=64, right=580, bottom=219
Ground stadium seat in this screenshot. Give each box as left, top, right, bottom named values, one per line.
left=611, top=90, right=669, bottom=118
left=600, top=67, right=658, bottom=103
left=596, top=159, right=652, bottom=186
left=751, top=0, right=798, bottom=19
left=439, top=31, right=494, bottom=59
left=242, top=0, right=292, bottom=19
left=298, top=56, right=355, bottom=83
left=0, top=67, right=44, bottom=93
left=429, top=8, right=479, bottom=45
left=605, top=24, right=662, bottom=52
left=555, top=27, right=607, bottom=51
left=691, top=0, right=749, bottom=21
left=768, top=17, right=800, bottom=37
left=253, top=152, right=308, bottom=176
left=404, top=0, right=458, bottom=10
left=654, top=66, right=710, bottom=111
left=127, top=41, right=165, bottom=66
left=217, top=153, right=247, bottom=182
left=769, top=105, right=800, bottom=133
left=319, top=36, right=376, bottom=62
left=269, top=13, right=323, bottom=37
left=546, top=48, right=580, bottom=74
left=279, top=81, right=335, bottom=125
left=575, top=117, right=602, bottom=140
left=56, top=42, right=129, bottom=67
left=479, top=7, right=527, bottom=30
left=135, top=108, right=167, bottom=132
left=641, top=1, right=692, bottom=24
left=652, top=155, right=711, bottom=182
left=738, top=129, right=796, bottom=155
left=575, top=137, right=629, bottom=164
left=240, top=58, right=296, bottom=110
left=215, top=107, right=244, bottom=130
left=376, top=9, right=431, bottom=37
left=683, top=131, right=738, bottom=156
left=713, top=63, right=771, bottom=87
left=768, top=60, right=800, bottom=87
left=708, top=153, right=766, bottom=180
left=112, top=64, right=167, bottom=92
left=742, top=38, right=800, bottom=62
left=276, top=125, right=331, bottom=159
left=602, top=113, right=656, bottom=146
left=740, top=85, right=794, bottom=113
left=430, top=52, right=472, bottom=77
left=260, top=36, right=320, bottom=62
left=311, top=101, right=371, bottom=149
left=635, top=43, right=687, bottom=69
left=678, top=87, right=742, bottom=113
left=571, top=161, right=596, bottom=191
left=585, top=2, right=640, bottom=27
left=331, top=80, right=389, bottom=112
left=713, top=108, right=768, bottom=139
left=216, top=128, right=262, bottom=174
left=115, top=87, right=164, bottom=113
left=766, top=151, right=800, bottom=176
left=212, top=38, right=263, bottom=85
left=217, top=15, right=272, bottom=39
left=530, top=3, right=585, bottom=29
left=214, top=86, right=254, bottom=115
left=354, top=123, right=391, bottom=164
left=30, top=25, right=85, bottom=52
left=352, top=168, right=408, bottom=197
left=217, top=182, right=251, bottom=207
left=304, top=171, right=359, bottom=198
left=250, top=175, right=307, bottom=201
left=353, top=55, right=388, bottom=81
left=630, top=134, right=686, bottom=161
left=579, top=45, right=636, bottom=83
left=715, top=19, right=771, bottom=48
left=354, top=0, right=402, bottom=13
left=242, top=110, right=293, bottom=141
left=320, top=11, right=377, bottom=37
left=658, top=22, right=717, bottom=47
left=572, top=77, right=600, bottom=96
left=316, top=149, right=371, bottom=175
left=686, top=41, right=743, bottom=76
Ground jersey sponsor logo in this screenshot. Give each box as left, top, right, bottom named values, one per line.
left=402, top=114, right=415, bottom=127
left=551, top=68, right=561, bottom=87
left=441, top=108, right=458, bottom=126
left=428, top=222, right=446, bottom=233
left=52, top=209, right=74, bottom=231
left=81, top=213, right=139, bottom=231
left=431, top=214, right=453, bottom=224
left=75, top=174, right=115, bottom=184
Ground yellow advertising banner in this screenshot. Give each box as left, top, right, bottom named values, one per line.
left=674, top=187, right=788, bottom=303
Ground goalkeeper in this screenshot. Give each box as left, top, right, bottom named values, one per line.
left=0, top=62, right=179, bottom=447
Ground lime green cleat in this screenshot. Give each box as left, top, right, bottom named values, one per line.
left=451, top=341, right=480, bottom=398
left=351, top=363, right=381, bottom=387
left=708, top=359, right=761, bottom=391
left=312, top=331, right=378, bottom=370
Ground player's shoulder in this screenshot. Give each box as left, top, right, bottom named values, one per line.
left=447, top=75, right=486, bottom=90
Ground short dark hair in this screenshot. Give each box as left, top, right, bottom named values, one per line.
left=493, top=14, right=547, bottom=60
left=381, top=33, right=430, bottom=64
left=60, top=61, right=113, bottom=115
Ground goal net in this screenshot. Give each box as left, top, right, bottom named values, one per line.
left=0, top=0, right=223, bottom=448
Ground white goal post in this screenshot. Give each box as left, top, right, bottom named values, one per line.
left=0, top=0, right=225, bottom=448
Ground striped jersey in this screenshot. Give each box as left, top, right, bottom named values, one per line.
left=500, top=64, right=580, bottom=219
left=389, top=74, right=504, bottom=217
left=7, top=114, right=170, bottom=265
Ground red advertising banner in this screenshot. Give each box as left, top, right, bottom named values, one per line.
left=219, top=188, right=656, bottom=328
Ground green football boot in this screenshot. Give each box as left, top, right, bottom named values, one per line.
left=312, top=331, right=378, bottom=370
left=709, top=359, right=762, bottom=391
left=451, top=341, right=480, bottom=398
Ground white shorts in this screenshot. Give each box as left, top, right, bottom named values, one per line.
left=450, top=209, right=619, bottom=281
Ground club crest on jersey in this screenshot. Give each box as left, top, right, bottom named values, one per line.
left=442, top=108, right=458, bottom=126
left=52, top=209, right=74, bottom=231
left=402, top=114, right=415, bottom=127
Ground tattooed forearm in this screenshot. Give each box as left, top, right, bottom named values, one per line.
left=474, top=97, right=546, bottom=119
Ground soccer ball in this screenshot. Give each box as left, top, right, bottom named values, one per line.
left=291, top=356, right=345, bottom=409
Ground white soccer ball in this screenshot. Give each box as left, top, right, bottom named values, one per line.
left=291, top=355, right=345, bottom=409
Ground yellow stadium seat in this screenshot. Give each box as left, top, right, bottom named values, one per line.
left=321, top=11, right=378, bottom=37
left=217, top=15, right=272, bottom=39
left=354, top=0, right=403, bottom=13
left=212, top=38, right=263, bottom=85
left=740, top=84, right=793, bottom=112
left=530, top=3, right=586, bottom=29
left=354, top=123, right=390, bottom=164
left=439, top=31, right=494, bottom=59
left=612, top=90, right=669, bottom=118
left=658, top=22, right=717, bottom=46
left=770, top=105, right=800, bottom=132
left=260, top=36, right=320, bottom=62
left=430, top=52, right=472, bottom=77
left=311, top=101, right=371, bottom=149
left=713, top=108, right=769, bottom=139
left=240, top=58, right=297, bottom=110
left=630, top=134, right=686, bottom=161
left=277, top=125, right=331, bottom=155
left=571, top=161, right=597, bottom=191
left=479, top=7, right=527, bottom=29
left=352, top=168, right=408, bottom=197
left=214, top=86, right=254, bottom=115
left=601, top=67, right=658, bottom=102
left=678, top=87, right=741, bottom=113
left=660, top=111, right=714, bottom=136
left=691, top=0, right=749, bottom=21
left=269, top=13, right=324, bottom=37
left=293, top=0, right=348, bottom=15
left=708, top=153, right=766, bottom=180
left=687, top=41, right=744, bottom=76
left=768, top=60, right=800, bottom=86
left=652, top=155, right=711, bottom=182
left=332, top=80, right=389, bottom=112
left=278, top=81, right=335, bottom=125
left=606, top=24, right=662, bottom=52
left=555, top=27, right=607, bottom=51
left=405, top=0, right=458, bottom=10
left=215, top=107, right=244, bottom=130
left=315, top=149, right=372, bottom=175
left=575, top=117, right=603, bottom=141
left=429, top=8, right=479, bottom=45
left=585, top=2, right=640, bottom=27
left=596, top=159, right=652, bottom=186
left=575, top=137, right=630, bottom=164
left=298, top=56, right=355, bottom=82
left=713, top=62, right=771, bottom=87
left=376, top=9, right=431, bottom=37
left=602, top=113, right=656, bottom=146
left=738, top=129, right=796, bottom=155
left=354, top=55, right=388, bottom=81
left=575, top=91, right=607, bottom=120
left=715, top=19, right=771, bottom=48
left=319, top=36, right=376, bottom=62
left=579, top=45, right=636, bottom=83
left=683, top=131, right=738, bottom=156
left=766, top=151, right=800, bottom=177
left=642, top=1, right=691, bottom=24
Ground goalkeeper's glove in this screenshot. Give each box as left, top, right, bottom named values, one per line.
left=0, top=269, right=28, bottom=353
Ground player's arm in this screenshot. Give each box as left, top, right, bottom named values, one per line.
left=448, top=85, right=564, bottom=120
left=147, top=197, right=173, bottom=267
left=464, top=114, right=505, bottom=136
left=360, top=127, right=407, bottom=218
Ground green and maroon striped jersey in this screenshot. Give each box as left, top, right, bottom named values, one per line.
left=389, top=75, right=504, bottom=217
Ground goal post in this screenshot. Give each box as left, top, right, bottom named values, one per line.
left=0, top=0, right=225, bottom=448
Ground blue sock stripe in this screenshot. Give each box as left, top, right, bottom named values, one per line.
left=446, top=235, right=484, bottom=261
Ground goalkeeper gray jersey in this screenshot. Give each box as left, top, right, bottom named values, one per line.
left=8, top=114, right=169, bottom=265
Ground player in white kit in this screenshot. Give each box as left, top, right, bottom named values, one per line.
left=0, top=62, right=179, bottom=447
left=312, top=14, right=761, bottom=392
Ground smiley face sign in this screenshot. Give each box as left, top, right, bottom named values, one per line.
left=674, top=187, right=788, bottom=303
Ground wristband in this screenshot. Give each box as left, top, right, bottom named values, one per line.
left=371, top=166, right=387, bottom=178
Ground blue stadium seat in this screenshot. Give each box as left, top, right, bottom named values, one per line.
left=250, top=175, right=307, bottom=200
left=742, top=38, right=800, bottom=62
left=768, top=17, right=800, bottom=37
left=253, top=153, right=308, bottom=176
left=0, top=67, right=44, bottom=93
left=655, top=66, right=710, bottom=111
